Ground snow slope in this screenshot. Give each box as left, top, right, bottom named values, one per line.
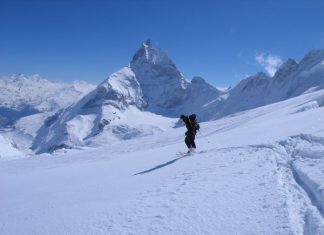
left=1, top=89, right=324, bottom=234
left=1, top=113, right=50, bottom=154
left=0, top=134, right=23, bottom=160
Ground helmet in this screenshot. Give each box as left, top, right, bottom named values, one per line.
left=180, top=114, right=185, bottom=119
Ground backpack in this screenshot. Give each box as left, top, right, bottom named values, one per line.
left=189, top=114, right=200, bottom=131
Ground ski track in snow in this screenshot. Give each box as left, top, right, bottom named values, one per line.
left=110, top=147, right=292, bottom=235
left=277, top=135, right=324, bottom=234
left=2, top=90, right=324, bottom=234
left=0, top=135, right=324, bottom=234
left=249, top=135, right=324, bottom=235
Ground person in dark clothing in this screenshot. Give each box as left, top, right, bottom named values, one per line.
left=180, top=114, right=200, bottom=151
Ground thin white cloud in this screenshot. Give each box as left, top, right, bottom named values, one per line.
left=255, top=53, right=283, bottom=76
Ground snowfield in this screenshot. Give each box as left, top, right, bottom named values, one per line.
left=1, top=89, right=324, bottom=234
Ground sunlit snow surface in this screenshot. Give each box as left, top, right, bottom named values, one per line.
left=1, top=89, right=324, bottom=234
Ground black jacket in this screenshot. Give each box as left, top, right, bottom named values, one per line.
left=182, top=116, right=200, bottom=135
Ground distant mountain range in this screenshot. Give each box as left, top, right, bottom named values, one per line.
left=1, top=40, right=324, bottom=154
left=205, top=49, right=324, bottom=119
left=0, top=74, right=96, bottom=126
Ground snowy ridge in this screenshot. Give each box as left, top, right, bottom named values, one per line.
left=32, top=67, right=174, bottom=153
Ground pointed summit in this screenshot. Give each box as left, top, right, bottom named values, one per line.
left=128, top=40, right=188, bottom=114
left=129, top=40, right=184, bottom=83
left=143, top=39, right=152, bottom=47
left=130, top=40, right=177, bottom=69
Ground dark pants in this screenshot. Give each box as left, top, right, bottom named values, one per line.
left=185, top=132, right=196, bottom=149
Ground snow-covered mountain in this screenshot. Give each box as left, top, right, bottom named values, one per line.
left=0, top=74, right=96, bottom=126
left=32, top=67, right=175, bottom=153
left=5, top=42, right=324, bottom=154
left=2, top=88, right=324, bottom=234
left=206, top=49, right=324, bottom=119
left=129, top=40, right=222, bottom=117
left=2, top=44, right=324, bottom=233
left=32, top=40, right=222, bottom=153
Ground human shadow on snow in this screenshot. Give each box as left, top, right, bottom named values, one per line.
left=134, top=157, right=185, bottom=176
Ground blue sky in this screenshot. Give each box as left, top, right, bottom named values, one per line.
left=1, top=0, right=324, bottom=87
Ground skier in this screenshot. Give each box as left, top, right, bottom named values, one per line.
left=180, top=114, right=200, bottom=152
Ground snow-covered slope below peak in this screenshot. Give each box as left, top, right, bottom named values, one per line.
left=0, top=74, right=96, bottom=125
left=83, top=67, right=145, bottom=110
left=95, top=67, right=146, bottom=109
left=31, top=67, right=174, bottom=154
left=2, top=89, right=324, bottom=234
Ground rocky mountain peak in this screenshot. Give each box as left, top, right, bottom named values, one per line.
left=273, top=58, right=299, bottom=81
left=130, top=40, right=178, bottom=71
